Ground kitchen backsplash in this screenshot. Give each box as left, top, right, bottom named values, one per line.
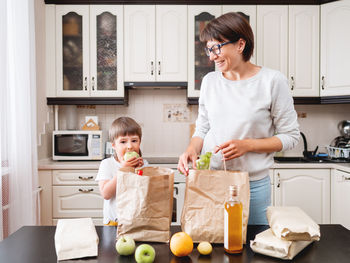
left=37, top=89, right=350, bottom=160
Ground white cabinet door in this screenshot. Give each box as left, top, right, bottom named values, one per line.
left=156, top=5, right=187, bottom=82
left=331, top=170, right=350, bottom=229
left=222, top=5, right=257, bottom=64
left=90, top=5, right=124, bottom=97
left=53, top=186, right=103, bottom=218
left=274, top=169, right=330, bottom=224
left=124, top=5, right=156, bottom=82
left=289, top=5, right=319, bottom=97
left=321, top=1, right=350, bottom=96
left=187, top=6, right=222, bottom=98
left=56, top=5, right=90, bottom=97
left=257, top=6, right=288, bottom=77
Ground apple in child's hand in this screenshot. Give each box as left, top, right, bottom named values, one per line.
left=124, top=151, right=140, bottom=161
left=115, top=235, right=136, bottom=256
left=135, top=244, right=156, bottom=263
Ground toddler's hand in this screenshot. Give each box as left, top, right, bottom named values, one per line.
left=121, top=157, right=144, bottom=168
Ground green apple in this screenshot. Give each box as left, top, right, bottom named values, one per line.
left=115, top=235, right=136, bottom=256
left=135, top=244, right=156, bottom=263
left=124, top=151, right=140, bottom=161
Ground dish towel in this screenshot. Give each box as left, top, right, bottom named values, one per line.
left=54, top=218, right=99, bottom=261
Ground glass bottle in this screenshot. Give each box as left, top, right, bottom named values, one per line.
left=224, top=185, right=243, bottom=254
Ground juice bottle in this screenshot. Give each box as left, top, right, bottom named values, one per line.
left=224, top=185, right=243, bottom=254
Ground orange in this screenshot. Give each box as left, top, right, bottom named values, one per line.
left=170, top=232, right=193, bottom=257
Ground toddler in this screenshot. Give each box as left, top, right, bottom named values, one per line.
left=96, top=117, right=148, bottom=226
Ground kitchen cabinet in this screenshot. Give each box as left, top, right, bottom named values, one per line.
left=187, top=5, right=222, bottom=99
left=289, top=5, right=319, bottom=97
left=124, top=5, right=187, bottom=82
left=257, top=6, right=319, bottom=97
left=39, top=169, right=104, bottom=225
left=320, top=1, right=350, bottom=96
left=257, top=6, right=288, bottom=78
left=274, top=169, right=330, bottom=224
left=331, top=169, right=350, bottom=230
left=47, top=5, right=124, bottom=98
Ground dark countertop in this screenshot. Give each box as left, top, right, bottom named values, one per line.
left=1, top=225, right=350, bottom=262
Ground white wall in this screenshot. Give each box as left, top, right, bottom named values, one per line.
left=35, top=0, right=53, bottom=160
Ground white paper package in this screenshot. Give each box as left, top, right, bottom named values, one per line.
left=267, top=206, right=320, bottom=241
left=250, top=228, right=313, bottom=260
left=54, top=218, right=99, bottom=261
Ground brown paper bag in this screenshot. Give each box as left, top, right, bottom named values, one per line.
left=116, top=166, right=174, bottom=242
left=181, top=169, right=250, bottom=244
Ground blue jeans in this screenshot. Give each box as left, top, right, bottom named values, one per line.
left=248, top=175, right=271, bottom=225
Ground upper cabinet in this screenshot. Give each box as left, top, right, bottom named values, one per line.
left=289, top=5, right=319, bottom=97
left=187, top=6, right=222, bottom=99
left=257, top=5, right=319, bottom=97
left=124, top=5, right=187, bottom=83
left=321, top=0, right=350, bottom=96
left=257, top=6, right=288, bottom=78
left=54, top=5, right=124, bottom=98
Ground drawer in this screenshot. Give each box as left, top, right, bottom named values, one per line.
left=53, top=170, right=98, bottom=185
left=53, top=218, right=104, bottom=226
left=53, top=186, right=103, bottom=218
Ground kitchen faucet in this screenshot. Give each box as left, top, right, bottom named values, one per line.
left=300, top=132, right=318, bottom=159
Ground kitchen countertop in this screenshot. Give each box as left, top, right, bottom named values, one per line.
left=38, top=158, right=350, bottom=173
left=1, top=225, right=350, bottom=263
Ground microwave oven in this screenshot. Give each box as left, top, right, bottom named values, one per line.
left=52, top=130, right=103, bottom=161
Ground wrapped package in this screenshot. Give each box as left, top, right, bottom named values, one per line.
left=267, top=206, right=320, bottom=241
left=250, top=228, right=313, bottom=260
left=181, top=169, right=250, bottom=243
left=116, top=166, right=174, bottom=242
left=54, top=218, right=99, bottom=261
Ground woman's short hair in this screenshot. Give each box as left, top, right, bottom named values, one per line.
left=200, top=12, right=254, bottom=62
left=109, top=117, right=142, bottom=143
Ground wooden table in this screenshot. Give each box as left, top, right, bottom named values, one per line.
left=0, top=225, right=350, bottom=262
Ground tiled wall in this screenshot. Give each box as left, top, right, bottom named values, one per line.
left=57, top=89, right=198, bottom=158
left=39, top=89, right=350, bottom=160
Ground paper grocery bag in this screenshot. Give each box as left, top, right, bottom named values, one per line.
left=116, top=166, right=174, bottom=243
left=181, top=169, right=250, bottom=244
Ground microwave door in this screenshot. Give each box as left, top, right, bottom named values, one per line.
left=55, top=134, right=89, bottom=156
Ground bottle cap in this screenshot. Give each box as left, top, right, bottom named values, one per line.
left=229, top=185, right=239, bottom=196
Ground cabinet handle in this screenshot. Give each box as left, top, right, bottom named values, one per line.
left=321, top=76, right=325, bottom=90
left=277, top=173, right=281, bottom=188
left=343, top=176, right=350, bottom=181
left=158, top=61, right=161, bottom=75
left=79, top=188, right=94, bottom=193
left=78, top=176, right=93, bottom=180
left=290, top=75, right=294, bottom=90
left=151, top=61, right=154, bottom=75
left=84, top=77, right=88, bottom=90
left=91, top=77, right=95, bottom=91
left=174, top=186, right=178, bottom=195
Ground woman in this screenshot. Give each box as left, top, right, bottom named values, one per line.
left=178, top=12, right=300, bottom=224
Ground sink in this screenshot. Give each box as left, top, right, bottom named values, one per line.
left=274, top=157, right=308, bottom=163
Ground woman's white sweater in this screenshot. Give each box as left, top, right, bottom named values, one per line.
left=193, top=67, right=300, bottom=181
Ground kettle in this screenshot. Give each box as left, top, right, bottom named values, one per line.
left=338, top=120, right=350, bottom=138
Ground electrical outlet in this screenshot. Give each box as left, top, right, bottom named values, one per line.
left=298, top=112, right=307, bottom=118
left=163, top=104, right=190, bottom=122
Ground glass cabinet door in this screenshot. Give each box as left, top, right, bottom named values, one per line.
left=90, top=6, right=124, bottom=97
left=188, top=6, right=222, bottom=99
left=56, top=6, right=90, bottom=97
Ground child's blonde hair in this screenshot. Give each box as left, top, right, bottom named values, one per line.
left=109, top=117, right=142, bottom=143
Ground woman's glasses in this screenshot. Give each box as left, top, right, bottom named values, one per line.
left=204, top=41, right=233, bottom=57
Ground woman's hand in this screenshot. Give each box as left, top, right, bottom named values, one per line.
left=178, top=148, right=198, bottom=176
left=121, top=157, right=144, bottom=168
left=215, top=139, right=251, bottom=161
